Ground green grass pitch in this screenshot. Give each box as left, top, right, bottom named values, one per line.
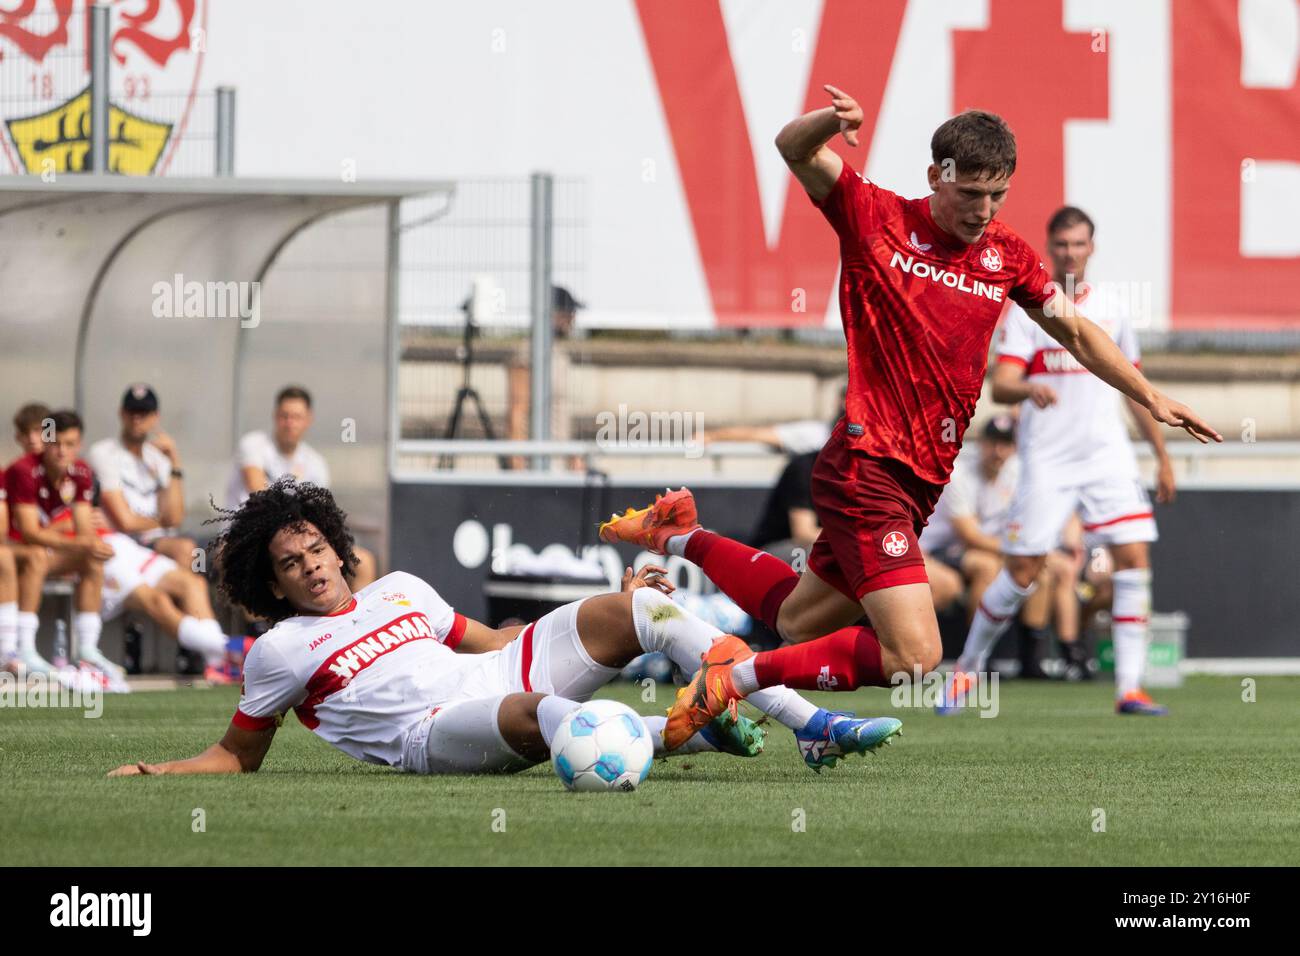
left=3, top=677, right=1297, bottom=866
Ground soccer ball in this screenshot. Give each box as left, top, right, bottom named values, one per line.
left=550, top=699, right=655, bottom=792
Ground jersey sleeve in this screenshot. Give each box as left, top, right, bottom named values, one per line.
left=88, top=442, right=121, bottom=492
left=232, top=638, right=304, bottom=731
left=941, top=466, right=977, bottom=519
left=73, top=463, right=94, bottom=503
left=237, top=432, right=268, bottom=470
left=772, top=420, right=832, bottom=455
left=390, top=571, right=467, bottom=649
left=810, top=160, right=879, bottom=243
left=5, top=463, right=37, bottom=506
left=1007, top=237, right=1055, bottom=311
left=996, top=304, right=1037, bottom=368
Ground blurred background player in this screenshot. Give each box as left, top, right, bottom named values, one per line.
left=943, top=207, right=1179, bottom=715
left=0, top=404, right=56, bottom=674
left=920, top=415, right=1067, bottom=678
left=5, top=409, right=113, bottom=678
left=229, top=385, right=377, bottom=587
left=89, top=384, right=192, bottom=564
left=507, top=285, right=584, bottom=471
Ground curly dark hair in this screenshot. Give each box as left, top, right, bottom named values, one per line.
left=207, top=478, right=359, bottom=622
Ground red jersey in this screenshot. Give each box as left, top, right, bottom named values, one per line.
left=5, top=453, right=95, bottom=540
left=814, top=162, right=1054, bottom=484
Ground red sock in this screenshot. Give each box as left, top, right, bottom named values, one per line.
left=752, top=626, right=888, bottom=691
left=685, top=530, right=798, bottom=631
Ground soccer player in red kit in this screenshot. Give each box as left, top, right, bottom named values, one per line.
left=601, top=85, right=1221, bottom=748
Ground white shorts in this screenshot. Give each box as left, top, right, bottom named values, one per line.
left=1003, top=475, right=1157, bottom=556
left=400, top=598, right=619, bottom=774
left=101, top=533, right=177, bottom=621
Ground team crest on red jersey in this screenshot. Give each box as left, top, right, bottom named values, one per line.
left=882, top=531, right=909, bottom=557
left=980, top=247, right=1003, bottom=272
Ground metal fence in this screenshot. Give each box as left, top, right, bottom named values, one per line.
left=397, top=177, right=589, bottom=447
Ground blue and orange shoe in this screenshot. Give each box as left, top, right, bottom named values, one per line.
left=796, top=709, right=902, bottom=773
left=599, top=488, right=700, bottom=555
left=1116, top=689, right=1168, bottom=716
left=935, top=669, right=977, bottom=716
left=663, top=634, right=753, bottom=750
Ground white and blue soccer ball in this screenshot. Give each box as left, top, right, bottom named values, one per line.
left=550, top=699, right=655, bottom=792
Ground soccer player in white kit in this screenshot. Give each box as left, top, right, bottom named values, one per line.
left=941, top=207, right=1179, bottom=716
left=108, top=479, right=893, bottom=778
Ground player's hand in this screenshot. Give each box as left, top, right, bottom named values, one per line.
left=151, top=430, right=179, bottom=462
left=83, top=536, right=115, bottom=560
left=107, top=761, right=166, bottom=777
left=90, top=507, right=110, bottom=531
left=1147, top=394, right=1222, bottom=444
left=1028, top=382, right=1057, bottom=409
left=621, top=564, right=675, bottom=595
left=823, top=84, right=863, bottom=147
left=1155, top=458, right=1177, bottom=504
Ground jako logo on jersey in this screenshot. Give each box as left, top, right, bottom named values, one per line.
left=981, top=247, right=1003, bottom=271
left=889, top=252, right=1004, bottom=302
left=908, top=231, right=932, bottom=252
left=325, top=612, right=436, bottom=681
left=882, top=531, right=909, bottom=557
left=308, top=633, right=333, bottom=651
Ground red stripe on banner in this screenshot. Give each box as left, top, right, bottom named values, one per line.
left=444, top=612, right=468, bottom=650
left=1083, top=512, right=1153, bottom=531
left=519, top=623, right=535, bottom=692
left=232, top=708, right=276, bottom=732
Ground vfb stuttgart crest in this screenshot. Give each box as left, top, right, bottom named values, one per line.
left=980, top=246, right=1003, bottom=272
left=882, top=530, right=909, bottom=558
left=0, top=1, right=208, bottom=175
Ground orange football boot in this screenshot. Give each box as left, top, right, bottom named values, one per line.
left=663, top=635, right=754, bottom=750
left=598, top=487, right=700, bottom=555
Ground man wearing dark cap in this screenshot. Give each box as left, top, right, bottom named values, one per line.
left=89, top=385, right=188, bottom=562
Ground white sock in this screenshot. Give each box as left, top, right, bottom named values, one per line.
left=1111, top=567, right=1151, bottom=698
left=0, top=601, right=17, bottom=657
left=664, top=528, right=699, bottom=557
left=17, top=611, right=38, bottom=655
left=75, top=611, right=103, bottom=654
left=630, top=588, right=819, bottom=731
left=536, top=695, right=583, bottom=749
left=644, top=714, right=716, bottom=755
left=956, top=569, right=1036, bottom=672
left=177, top=616, right=229, bottom=664
left=732, top=658, right=760, bottom=694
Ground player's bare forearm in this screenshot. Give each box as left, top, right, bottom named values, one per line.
left=108, top=724, right=275, bottom=777
left=775, top=106, right=841, bottom=164
left=455, top=617, right=518, bottom=654
left=101, top=490, right=159, bottom=534
left=991, top=363, right=1033, bottom=404
left=159, top=482, right=185, bottom=528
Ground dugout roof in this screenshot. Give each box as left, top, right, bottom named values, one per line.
left=0, top=175, right=452, bottom=558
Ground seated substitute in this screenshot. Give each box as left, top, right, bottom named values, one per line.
left=228, top=385, right=377, bottom=588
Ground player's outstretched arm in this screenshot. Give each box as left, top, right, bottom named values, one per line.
left=107, top=723, right=276, bottom=777
left=775, top=84, right=860, bottom=202
left=1025, top=294, right=1222, bottom=444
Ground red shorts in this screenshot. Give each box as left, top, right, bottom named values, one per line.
left=808, top=423, right=945, bottom=601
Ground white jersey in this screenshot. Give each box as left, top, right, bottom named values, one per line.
left=88, top=437, right=172, bottom=536
left=227, top=430, right=330, bottom=507
left=997, top=284, right=1140, bottom=485
left=233, top=571, right=474, bottom=767
left=921, top=455, right=1019, bottom=558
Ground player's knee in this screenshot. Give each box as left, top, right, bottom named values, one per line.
left=0, top=548, right=15, bottom=578
left=1005, top=555, right=1042, bottom=589
left=774, top=603, right=818, bottom=644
